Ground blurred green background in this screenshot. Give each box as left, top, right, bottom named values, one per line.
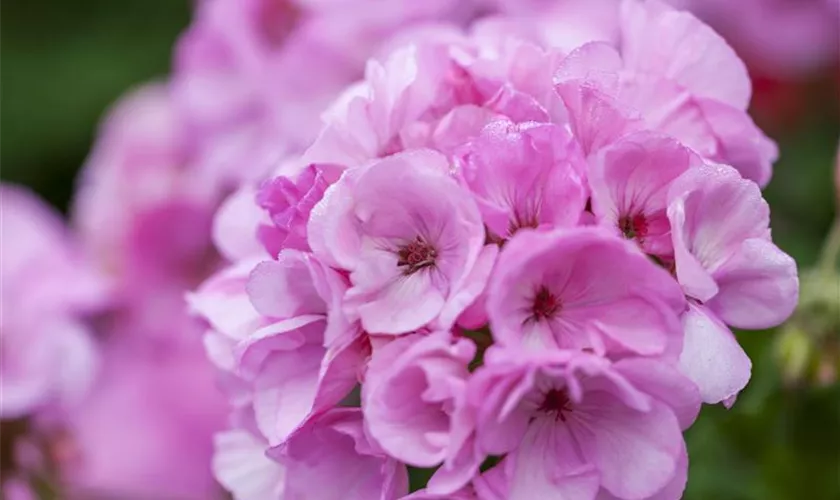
left=1, top=1, right=838, bottom=499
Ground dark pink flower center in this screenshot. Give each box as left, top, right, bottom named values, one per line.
left=530, top=286, right=561, bottom=321
left=618, top=213, right=649, bottom=240
left=508, top=211, right=539, bottom=236
left=538, top=389, right=572, bottom=422
left=397, top=236, right=438, bottom=275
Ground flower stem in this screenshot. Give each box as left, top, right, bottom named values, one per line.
left=819, top=215, right=840, bottom=273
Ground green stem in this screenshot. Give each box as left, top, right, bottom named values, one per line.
left=819, top=215, right=840, bottom=273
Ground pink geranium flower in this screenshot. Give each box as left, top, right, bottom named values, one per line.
left=667, top=162, right=798, bottom=403
left=271, top=408, right=409, bottom=500
left=462, top=349, right=700, bottom=500
left=460, top=119, right=588, bottom=241
left=0, top=185, right=106, bottom=418
left=239, top=250, right=365, bottom=445
left=309, top=149, right=497, bottom=335
left=487, top=228, right=685, bottom=355
left=364, top=332, right=474, bottom=467
left=589, top=131, right=701, bottom=256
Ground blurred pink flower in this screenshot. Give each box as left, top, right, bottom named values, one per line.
left=62, top=335, right=228, bottom=499
left=676, top=0, right=840, bottom=78
left=0, top=185, right=106, bottom=419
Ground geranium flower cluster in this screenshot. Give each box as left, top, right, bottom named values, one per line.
left=191, top=1, right=799, bottom=498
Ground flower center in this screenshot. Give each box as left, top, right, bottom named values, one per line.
left=508, top=212, right=539, bottom=237
left=618, top=213, right=649, bottom=240
left=530, top=286, right=561, bottom=321
left=538, top=388, right=572, bottom=422
left=397, top=236, right=438, bottom=275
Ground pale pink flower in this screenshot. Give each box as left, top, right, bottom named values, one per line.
left=0, top=185, right=105, bottom=418
left=668, top=162, right=798, bottom=329
left=271, top=408, right=409, bottom=500
left=460, top=119, right=588, bottom=241
left=554, top=0, right=778, bottom=186
left=667, top=162, right=798, bottom=402
left=308, top=149, right=497, bottom=335
left=364, top=332, right=474, bottom=467
left=239, top=250, right=365, bottom=445
left=675, top=0, right=840, bottom=78
left=255, top=163, right=343, bottom=256
left=462, top=349, right=699, bottom=500
left=487, top=227, right=685, bottom=355
left=63, top=335, right=227, bottom=500
left=2, top=477, right=36, bottom=500
left=588, top=131, right=702, bottom=257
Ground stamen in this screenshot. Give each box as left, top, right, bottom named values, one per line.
left=618, top=213, right=649, bottom=240
left=537, top=388, right=572, bottom=422
left=530, top=286, right=561, bottom=321
left=396, top=236, right=438, bottom=275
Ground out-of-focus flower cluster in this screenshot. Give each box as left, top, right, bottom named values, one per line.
left=2, top=0, right=821, bottom=498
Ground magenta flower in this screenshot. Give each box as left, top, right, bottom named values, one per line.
left=309, top=149, right=497, bottom=335
left=271, top=408, right=409, bottom=500
left=464, top=349, right=699, bottom=500
left=487, top=228, right=685, bottom=355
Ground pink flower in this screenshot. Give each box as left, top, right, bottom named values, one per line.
left=270, top=408, right=409, bottom=500
left=463, top=349, right=699, bottom=500
left=675, top=0, right=840, bottom=78
left=63, top=335, right=227, bottom=500
left=487, top=228, right=685, bottom=355
left=239, top=250, right=365, bottom=445
left=309, top=149, right=497, bottom=335
left=588, top=131, right=702, bottom=256
left=256, top=163, right=343, bottom=256
left=0, top=185, right=105, bottom=418
left=363, top=332, right=474, bottom=467
left=554, top=1, right=778, bottom=186
left=667, top=162, right=798, bottom=402
left=460, top=119, right=588, bottom=241
left=213, top=429, right=286, bottom=500
left=2, top=477, right=36, bottom=500
left=668, top=163, right=798, bottom=330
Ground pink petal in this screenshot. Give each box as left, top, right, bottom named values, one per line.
left=679, top=304, right=751, bottom=405
left=620, top=0, right=751, bottom=110
left=507, top=420, right=599, bottom=500
left=574, top=396, right=682, bottom=499
left=213, top=430, right=285, bottom=500
left=708, top=238, right=799, bottom=329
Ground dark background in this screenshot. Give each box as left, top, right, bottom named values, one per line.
left=2, top=1, right=838, bottom=498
